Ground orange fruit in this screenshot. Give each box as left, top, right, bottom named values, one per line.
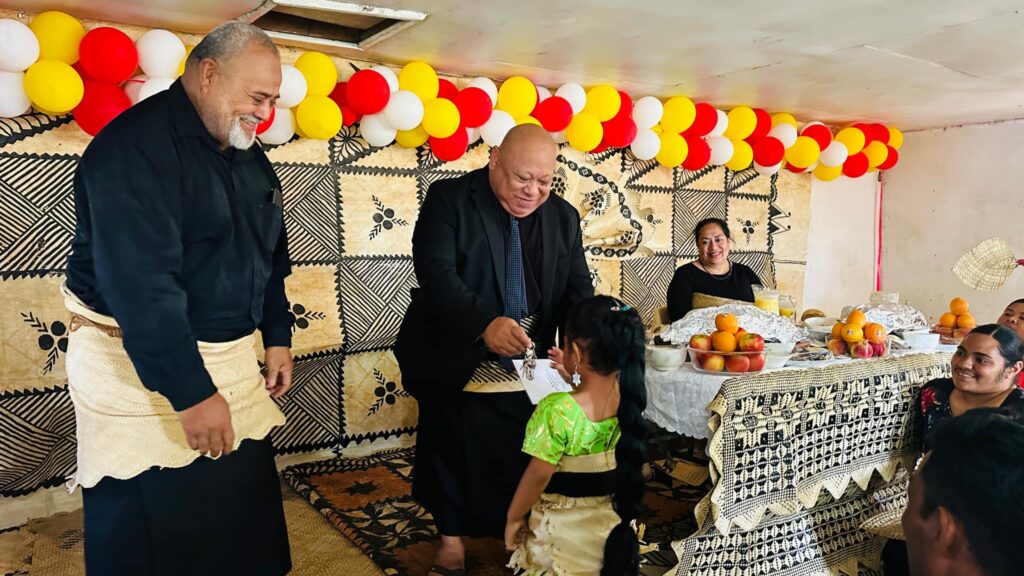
left=938, top=313, right=957, bottom=329
left=956, top=313, right=976, bottom=329
left=831, top=322, right=845, bottom=339
left=840, top=324, right=864, bottom=343
left=715, top=313, right=739, bottom=334
left=711, top=331, right=738, bottom=352
left=845, top=310, right=867, bottom=327
left=950, top=297, right=969, bottom=316
left=864, top=323, right=887, bottom=344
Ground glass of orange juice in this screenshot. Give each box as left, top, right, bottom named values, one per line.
left=779, top=295, right=796, bottom=320
left=752, top=285, right=780, bottom=314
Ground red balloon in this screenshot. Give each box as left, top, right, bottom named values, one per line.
left=329, top=82, right=362, bottom=127
left=430, top=126, right=469, bottom=161
left=801, top=124, right=832, bottom=151
left=746, top=108, right=772, bottom=142
left=842, top=152, right=870, bottom=177
left=602, top=116, right=637, bottom=148
left=878, top=146, right=899, bottom=170
left=73, top=81, right=131, bottom=136
left=611, top=90, right=633, bottom=122
left=590, top=141, right=610, bottom=154
left=685, top=103, right=718, bottom=137
left=346, top=70, right=390, bottom=115
left=852, top=122, right=874, bottom=143
left=453, top=87, right=493, bottom=128
left=752, top=137, right=785, bottom=166
left=532, top=96, right=573, bottom=132
left=256, top=107, right=275, bottom=135
left=438, top=78, right=459, bottom=101
left=80, top=27, right=138, bottom=84
left=682, top=136, right=711, bottom=170
left=870, top=123, right=890, bottom=144
left=786, top=163, right=808, bottom=174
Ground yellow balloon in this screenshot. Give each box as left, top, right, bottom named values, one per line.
left=812, top=164, right=842, bottom=181
left=583, top=84, right=621, bottom=122
left=656, top=132, right=688, bottom=167
left=24, top=61, right=83, bottom=114
left=295, top=51, right=338, bottom=97
left=497, top=76, right=537, bottom=119
left=399, top=61, right=439, bottom=101
left=771, top=113, right=798, bottom=128
left=30, top=11, right=85, bottom=64
left=177, top=45, right=194, bottom=77
left=516, top=115, right=542, bottom=126
left=566, top=113, right=603, bottom=152
left=724, top=106, right=757, bottom=140
left=835, top=127, right=866, bottom=155
left=396, top=125, right=429, bottom=148
left=295, top=96, right=342, bottom=140
left=888, top=127, right=904, bottom=150
left=422, top=98, right=460, bottom=138
left=659, top=96, right=696, bottom=133
left=863, top=140, right=888, bottom=166
left=725, top=140, right=753, bottom=171
left=785, top=136, right=821, bottom=169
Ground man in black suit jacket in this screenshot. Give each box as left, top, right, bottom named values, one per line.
left=395, top=125, right=593, bottom=572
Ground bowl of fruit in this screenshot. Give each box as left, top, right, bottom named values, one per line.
left=826, top=310, right=890, bottom=359
left=930, top=297, right=976, bottom=344
left=686, top=313, right=768, bottom=374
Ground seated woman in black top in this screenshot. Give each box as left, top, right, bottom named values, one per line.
left=917, top=323, right=1024, bottom=451
left=666, top=217, right=762, bottom=322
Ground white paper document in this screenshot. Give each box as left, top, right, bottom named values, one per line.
left=513, top=359, right=574, bottom=404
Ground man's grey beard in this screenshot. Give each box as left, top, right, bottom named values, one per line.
left=228, top=115, right=260, bottom=150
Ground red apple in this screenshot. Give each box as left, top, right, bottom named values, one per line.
left=703, top=354, right=725, bottom=372
left=689, top=334, right=712, bottom=352
left=827, top=338, right=848, bottom=357
left=748, top=353, right=766, bottom=371
left=738, top=333, right=765, bottom=352
left=725, top=355, right=750, bottom=373
left=850, top=340, right=874, bottom=359
left=871, top=341, right=887, bottom=357
left=736, top=327, right=748, bottom=336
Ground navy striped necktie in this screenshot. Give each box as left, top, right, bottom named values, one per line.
left=501, top=215, right=528, bottom=371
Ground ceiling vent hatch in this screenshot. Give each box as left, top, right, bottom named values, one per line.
left=251, top=0, right=426, bottom=51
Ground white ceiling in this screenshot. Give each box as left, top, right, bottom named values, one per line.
left=4, top=0, right=1024, bottom=130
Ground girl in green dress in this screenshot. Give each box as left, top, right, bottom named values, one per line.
left=505, top=295, right=647, bottom=575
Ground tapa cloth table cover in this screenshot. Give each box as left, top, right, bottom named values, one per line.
left=669, top=352, right=949, bottom=576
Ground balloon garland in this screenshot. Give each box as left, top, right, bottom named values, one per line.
left=0, top=11, right=902, bottom=178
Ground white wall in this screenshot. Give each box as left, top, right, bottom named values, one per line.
left=882, top=120, right=1024, bottom=324
left=802, top=175, right=879, bottom=318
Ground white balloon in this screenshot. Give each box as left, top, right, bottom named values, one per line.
left=467, top=77, right=498, bottom=106
left=630, top=129, right=660, bottom=161
left=278, top=65, right=307, bottom=108
left=550, top=130, right=567, bottom=144
left=360, top=112, right=397, bottom=147
left=768, top=123, right=798, bottom=148
left=123, top=74, right=148, bottom=105
left=466, top=126, right=481, bottom=144
left=259, top=107, right=295, bottom=145
left=0, top=71, right=30, bottom=117
left=536, top=85, right=551, bottom=103
left=555, top=83, right=586, bottom=115
left=138, top=77, right=175, bottom=102
left=480, top=109, right=515, bottom=146
left=370, top=65, right=399, bottom=92
left=819, top=141, right=849, bottom=167
left=632, top=96, right=663, bottom=129
left=0, top=19, right=39, bottom=72
left=383, top=89, right=424, bottom=131
left=136, top=29, right=185, bottom=78
left=707, top=109, right=729, bottom=137
left=754, top=161, right=782, bottom=176
left=708, top=136, right=735, bottom=165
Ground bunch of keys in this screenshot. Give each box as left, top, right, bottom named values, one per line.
left=522, top=342, right=537, bottom=380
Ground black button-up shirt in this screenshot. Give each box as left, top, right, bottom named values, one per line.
left=66, top=80, right=292, bottom=411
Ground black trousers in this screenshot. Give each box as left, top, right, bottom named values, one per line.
left=413, top=390, right=533, bottom=537
left=82, top=438, right=291, bottom=576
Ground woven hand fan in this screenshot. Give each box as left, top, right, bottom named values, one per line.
left=952, top=238, right=1024, bottom=291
